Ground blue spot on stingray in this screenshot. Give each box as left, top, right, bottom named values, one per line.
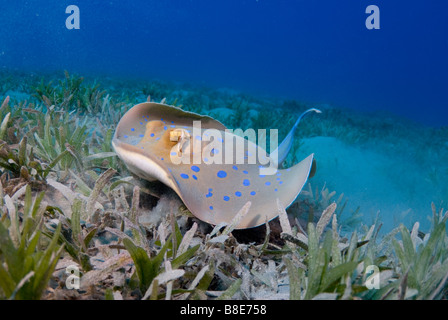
left=209, top=206, right=214, bottom=211
left=161, top=118, right=164, bottom=121
left=265, top=181, right=271, bottom=186
left=243, top=179, right=250, bottom=186
left=277, top=177, right=281, bottom=181
left=275, top=188, right=278, bottom=192
left=164, top=126, right=167, bottom=130
left=144, top=118, right=148, bottom=122
left=279, top=181, right=284, bottom=185
left=180, top=173, right=189, bottom=179
left=124, top=135, right=128, bottom=138
left=232, top=165, right=238, bottom=171
left=161, top=158, right=164, bottom=161
left=150, top=133, right=155, bottom=137
left=211, top=148, right=219, bottom=155
left=217, top=170, right=227, bottom=178
left=235, top=191, right=242, bottom=197
left=223, top=196, right=230, bottom=202
left=191, top=165, right=200, bottom=172
left=250, top=191, right=256, bottom=196
left=131, top=128, right=135, bottom=132
left=192, top=175, right=198, bottom=180
left=140, top=122, right=143, bottom=125
left=156, top=137, right=160, bottom=141
left=218, top=137, right=224, bottom=143
left=170, top=125, right=176, bottom=128
left=171, top=152, right=177, bottom=156
left=206, top=189, right=213, bottom=198
left=276, top=172, right=281, bottom=176
left=243, top=170, right=248, bottom=174
left=259, top=174, right=266, bottom=178
left=139, top=134, right=144, bottom=137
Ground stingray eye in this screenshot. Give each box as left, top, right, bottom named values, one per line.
left=170, top=129, right=191, bottom=155
left=170, top=128, right=189, bottom=142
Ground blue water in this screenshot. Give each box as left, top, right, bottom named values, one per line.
left=1, top=0, right=447, bottom=126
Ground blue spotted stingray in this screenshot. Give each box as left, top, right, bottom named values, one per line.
left=112, top=102, right=320, bottom=229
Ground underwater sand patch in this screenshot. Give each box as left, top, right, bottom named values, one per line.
left=298, top=136, right=438, bottom=232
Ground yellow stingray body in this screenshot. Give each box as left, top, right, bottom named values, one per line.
left=112, top=102, right=315, bottom=229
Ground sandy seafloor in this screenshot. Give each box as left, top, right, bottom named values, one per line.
left=2, top=69, right=448, bottom=235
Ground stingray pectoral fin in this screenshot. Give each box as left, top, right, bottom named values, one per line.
left=114, top=102, right=227, bottom=140
left=168, top=154, right=314, bottom=230
left=112, top=138, right=179, bottom=191
left=237, top=153, right=315, bottom=228
left=282, top=153, right=315, bottom=208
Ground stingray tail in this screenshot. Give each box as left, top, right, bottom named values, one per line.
left=270, top=108, right=321, bottom=166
